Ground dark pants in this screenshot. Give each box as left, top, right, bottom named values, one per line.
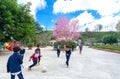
left=72, top=46, right=74, bottom=51
left=66, top=55, right=70, bottom=67
left=57, top=49, right=60, bottom=57
left=29, top=61, right=37, bottom=68
left=21, top=56, right=24, bottom=60
left=79, top=45, right=83, bottom=54
left=38, top=58, right=41, bottom=62
left=11, top=72, right=24, bottom=79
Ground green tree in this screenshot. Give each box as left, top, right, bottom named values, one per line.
left=35, top=22, right=43, bottom=33
left=102, top=35, right=118, bottom=45
left=0, top=0, right=36, bottom=42
left=0, top=0, right=17, bottom=41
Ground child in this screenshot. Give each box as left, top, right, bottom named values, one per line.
left=7, top=46, right=24, bottom=79
left=57, top=44, right=61, bottom=57
left=20, top=45, right=25, bottom=60
left=28, top=49, right=41, bottom=70
left=78, top=39, right=83, bottom=54
left=36, top=44, right=41, bottom=62
left=36, top=44, right=41, bottom=52
left=63, top=44, right=67, bottom=53
left=65, top=46, right=71, bottom=67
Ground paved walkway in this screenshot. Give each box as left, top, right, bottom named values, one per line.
left=0, top=46, right=120, bottom=79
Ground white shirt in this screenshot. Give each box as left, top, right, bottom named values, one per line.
left=34, top=53, right=39, bottom=58
left=11, top=71, right=21, bottom=75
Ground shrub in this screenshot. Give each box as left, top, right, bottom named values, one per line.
left=54, top=41, right=77, bottom=50
left=27, top=43, right=34, bottom=49
left=93, top=45, right=120, bottom=51
left=102, top=35, right=118, bottom=45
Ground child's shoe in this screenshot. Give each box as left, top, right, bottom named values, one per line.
left=28, top=67, right=31, bottom=70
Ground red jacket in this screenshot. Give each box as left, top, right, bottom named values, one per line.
left=30, top=52, right=41, bottom=61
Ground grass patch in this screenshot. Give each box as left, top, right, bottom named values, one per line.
left=93, top=45, right=120, bottom=51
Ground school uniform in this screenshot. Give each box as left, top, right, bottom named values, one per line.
left=66, top=49, right=71, bottom=67
left=57, top=45, right=61, bottom=57
left=7, top=53, right=24, bottom=79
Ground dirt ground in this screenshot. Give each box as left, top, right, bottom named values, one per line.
left=0, top=46, right=120, bottom=79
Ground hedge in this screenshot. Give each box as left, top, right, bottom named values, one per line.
left=54, top=41, right=77, bottom=50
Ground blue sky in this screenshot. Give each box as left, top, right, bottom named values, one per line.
left=36, top=2, right=85, bottom=30
left=18, top=0, right=120, bottom=31
left=36, top=0, right=58, bottom=30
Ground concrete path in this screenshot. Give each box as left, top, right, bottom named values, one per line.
left=0, top=46, right=120, bottom=79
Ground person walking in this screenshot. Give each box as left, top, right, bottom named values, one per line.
left=65, top=46, right=72, bottom=67
left=78, top=38, right=83, bottom=54
left=63, top=44, right=67, bottom=53
left=7, top=46, right=24, bottom=79
left=71, top=44, right=74, bottom=51
left=28, top=49, right=41, bottom=70
left=57, top=44, right=61, bottom=57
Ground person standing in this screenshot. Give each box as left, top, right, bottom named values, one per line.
left=71, top=44, right=74, bottom=51
left=65, top=46, right=71, bottom=67
left=36, top=44, right=41, bottom=52
left=78, top=38, right=83, bottom=54
left=63, top=44, right=67, bottom=53
left=28, top=49, right=41, bottom=70
left=7, top=46, right=24, bottom=79
left=57, top=44, right=61, bottom=57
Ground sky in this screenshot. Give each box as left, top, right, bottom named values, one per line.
left=17, top=0, right=120, bottom=31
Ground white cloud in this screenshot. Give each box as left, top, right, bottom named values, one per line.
left=53, top=0, right=120, bottom=16
left=75, top=11, right=120, bottom=31
left=76, top=11, right=94, bottom=26
left=93, top=15, right=120, bottom=31
left=73, top=11, right=95, bottom=31
left=54, top=0, right=120, bottom=31
left=53, top=0, right=86, bottom=14
left=17, top=0, right=46, bottom=18
left=41, top=25, right=45, bottom=28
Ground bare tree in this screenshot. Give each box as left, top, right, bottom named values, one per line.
left=116, top=20, right=120, bottom=32
left=85, top=27, right=89, bottom=32
left=95, top=24, right=103, bottom=32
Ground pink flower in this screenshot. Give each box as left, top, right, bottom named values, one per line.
left=53, top=17, right=80, bottom=41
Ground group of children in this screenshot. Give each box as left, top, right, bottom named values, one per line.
left=57, top=44, right=72, bottom=67
left=6, top=43, right=82, bottom=79
left=7, top=44, right=42, bottom=79
left=56, top=39, right=83, bottom=67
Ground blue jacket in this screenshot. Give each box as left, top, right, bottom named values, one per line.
left=20, top=49, right=25, bottom=55
left=7, top=53, right=23, bottom=73
left=66, top=49, right=71, bottom=56
left=57, top=45, right=61, bottom=50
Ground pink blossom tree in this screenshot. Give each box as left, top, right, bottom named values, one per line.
left=53, top=17, right=80, bottom=41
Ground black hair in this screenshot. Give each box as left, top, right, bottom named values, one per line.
left=37, top=44, right=40, bottom=47
left=35, top=48, right=40, bottom=52
left=66, top=45, right=69, bottom=48
left=13, top=46, right=20, bottom=52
